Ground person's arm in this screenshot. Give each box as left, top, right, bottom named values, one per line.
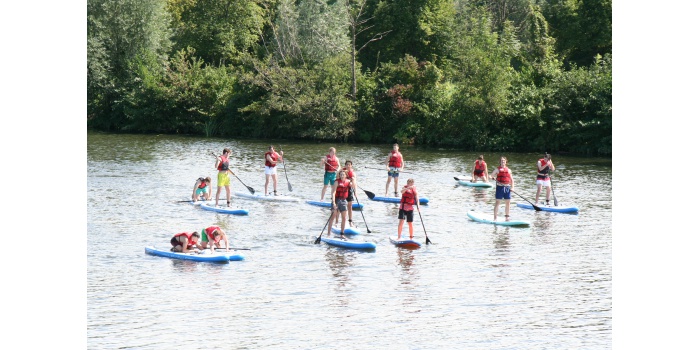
left=385, top=154, right=391, bottom=171
left=330, top=183, right=338, bottom=207
left=399, top=154, right=405, bottom=171
left=537, top=160, right=545, bottom=172
left=180, top=237, right=192, bottom=253
left=549, top=160, right=555, bottom=172
left=224, top=235, right=230, bottom=251
left=491, top=167, right=499, bottom=182
left=509, top=170, right=515, bottom=190
left=321, top=157, right=326, bottom=169
left=278, top=151, right=284, bottom=162
left=192, top=181, right=200, bottom=200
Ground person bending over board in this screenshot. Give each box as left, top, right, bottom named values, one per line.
left=200, top=226, right=230, bottom=253
left=214, top=148, right=233, bottom=207
left=535, top=153, right=555, bottom=205
left=341, top=160, right=358, bottom=227
left=328, top=170, right=351, bottom=240
left=264, top=145, right=284, bottom=196
left=471, top=155, right=489, bottom=183
left=385, top=143, right=404, bottom=196
left=397, top=178, right=418, bottom=239
left=170, top=231, right=203, bottom=253
left=491, top=157, right=514, bottom=222
left=320, top=147, right=340, bottom=201
left=192, top=177, right=212, bottom=202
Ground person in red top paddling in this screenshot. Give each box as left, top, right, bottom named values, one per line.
left=200, top=226, right=230, bottom=253
left=385, top=143, right=405, bottom=196
left=328, top=170, right=351, bottom=239
left=191, top=177, right=212, bottom=202
left=170, top=231, right=203, bottom=253
left=264, top=145, right=284, bottom=196
left=320, top=147, right=339, bottom=201
left=397, top=178, right=417, bottom=239
left=214, top=148, right=233, bottom=207
left=340, top=160, right=358, bottom=227
left=471, top=155, right=489, bottom=183
left=535, top=153, right=556, bottom=205
left=491, top=157, right=514, bottom=221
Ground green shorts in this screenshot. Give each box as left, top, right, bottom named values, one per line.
left=201, top=229, right=209, bottom=242
left=323, top=171, right=336, bottom=186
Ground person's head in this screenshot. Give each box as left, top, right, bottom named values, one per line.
left=406, top=178, right=414, bottom=186
left=205, top=177, right=211, bottom=184
left=393, top=143, right=399, bottom=151
left=329, top=147, right=336, bottom=154
left=269, top=145, right=274, bottom=151
left=478, top=155, right=484, bottom=161
left=544, top=152, right=551, bottom=160
left=500, top=157, right=508, bottom=165
left=192, top=231, right=200, bottom=239
left=345, top=160, right=353, bottom=168
left=338, top=170, right=347, bottom=179
left=223, top=148, right=231, bottom=155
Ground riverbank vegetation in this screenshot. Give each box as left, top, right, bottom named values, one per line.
left=87, top=0, right=611, bottom=156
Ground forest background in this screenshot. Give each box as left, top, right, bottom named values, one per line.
left=87, top=0, right=612, bottom=155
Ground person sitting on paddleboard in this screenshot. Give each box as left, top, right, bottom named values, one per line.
left=170, top=231, right=203, bottom=253
left=491, top=157, right=514, bottom=222
left=340, top=160, right=358, bottom=228
left=397, top=178, right=417, bottom=240
left=214, top=148, right=233, bottom=207
left=328, top=170, right=351, bottom=240
left=471, top=155, right=489, bottom=183
left=385, top=143, right=404, bottom=196
left=320, top=147, right=339, bottom=201
left=535, top=153, right=556, bottom=205
left=191, top=177, right=212, bottom=202
left=264, top=145, right=284, bottom=196
left=200, top=226, right=230, bottom=253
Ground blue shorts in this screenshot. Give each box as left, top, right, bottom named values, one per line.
left=387, top=167, right=400, bottom=178
left=324, top=171, right=337, bottom=186
left=195, top=186, right=209, bottom=196
left=495, top=185, right=511, bottom=200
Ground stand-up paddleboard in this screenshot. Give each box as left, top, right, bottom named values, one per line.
left=388, top=235, right=422, bottom=249
left=457, top=180, right=493, bottom=188
left=305, top=200, right=364, bottom=210
left=234, top=191, right=299, bottom=202
left=198, top=203, right=249, bottom=215
left=370, top=196, right=429, bottom=204
left=330, top=226, right=362, bottom=236
left=516, top=203, right=579, bottom=213
left=320, top=236, right=376, bottom=250
left=144, top=246, right=244, bottom=263
left=467, top=211, right=530, bottom=226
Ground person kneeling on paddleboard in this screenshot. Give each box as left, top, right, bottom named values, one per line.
left=170, top=231, right=203, bottom=253
left=397, top=178, right=417, bottom=240
left=192, top=177, right=212, bottom=202
left=471, top=155, right=489, bottom=183
left=200, top=226, right=230, bottom=253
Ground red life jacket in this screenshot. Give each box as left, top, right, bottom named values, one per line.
left=174, top=232, right=198, bottom=247
left=342, top=167, right=354, bottom=180
left=538, top=158, right=550, bottom=176
left=400, top=186, right=416, bottom=211
left=265, top=151, right=279, bottom=167
left=197, top=178, right=208, bottom=189
left=496, top=166, right=512, bottom=185
left=474, top=160, right=485, bottom=175
left=204, top=226, right=222, bottom=243
left=388, top=151, right=402, bottom=168
left=334, top=179, right=351, bottom=199
left=217, top=155, right=229, bottom=171
left=325, top=155, right=339, bottom=172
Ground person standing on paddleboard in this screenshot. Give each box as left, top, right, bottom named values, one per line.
left=191, top=177, right=212, bottom=202
left=397, top=178, right=418, bottom=239
left=341, top=160, right=358, bottom=227
left=385, top=143, right=405, bottom=196
left=491, top=157, right=514, bottom=222
left=200, top=226, right=230, bottom=253
left=214, top=148, right=233, bottom=207
left=471, top=155, right=489, bottom=183
left=328, top=170, right=351, bottom=240
left=264, top=145, right=284, bottom=196
left=170, top=231, right=203, bottom=253
left=535, top=153, right=555, bottom=205
left=320, top=147, right=340, bottom=201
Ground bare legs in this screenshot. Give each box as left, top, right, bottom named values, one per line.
left=265, top=174, right=278, bottom=195
left=493, top=199, right=511, bottom=221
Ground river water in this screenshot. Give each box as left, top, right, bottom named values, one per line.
left=86, top=132, right=612, bottom=349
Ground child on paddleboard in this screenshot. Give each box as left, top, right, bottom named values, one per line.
left=491, top=157, right=514, bottom=221
left=191, top=177, right=212, bottom=202
left=397, top=178, right=418, bottom=239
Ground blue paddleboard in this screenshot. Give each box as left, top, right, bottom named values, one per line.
left=388, top=235, right=422, bottom=249
left=370, top=196, right=429, bottom=204
left=305, top=200, right=364, bottom=209
left=144, top=246, right=244, bottom=263
left=516, top=203, right=579, bottom=213
left=320, top=237, right=376, bottom=250
left=467, top=211, right=530, bottom=226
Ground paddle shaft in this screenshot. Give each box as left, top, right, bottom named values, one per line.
left=215, top=247, right=251, bottom=251
left=211, top=152, right=256, bottom=195
left=314, top=209, right=335, bottom=244
left=279, top=145, right=293, bottom=192
left=365, top=166, right=413, bottom=175
left=352, top=191, right=372, bottom=233
left=416, top=205, right=431, bottom=244
left=549, top=175, right=558, bottom=206
left=510, top=189, right=542, bottom=211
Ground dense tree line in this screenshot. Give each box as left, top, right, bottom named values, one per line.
left=87, top=0, right=612, bottom=156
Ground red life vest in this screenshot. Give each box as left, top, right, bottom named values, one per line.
left=538, top=158, right=550, bottom=176
left=265, top=151, right=279, bottom=167
left=388, top=151, right=402, bottom=168
left=217, top=155, right=229, bottom=171
left=474, top=160, right=485, bottom=175
left=174, top=232, right=198, bottom=247
left=197, top=178, right=208, bottom=189
left=343, top=167, right=354, bottom=180
left=496, top=166, right=512, bottom=185
left=325, top=155, right=339, bottom=172
left=334, top=179, right=351, bottom=199
left=400, top=186, right=416, bottom=211
left=204, top=226, right=222, bottom=243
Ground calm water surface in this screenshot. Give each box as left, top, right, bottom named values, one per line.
left=87, top=132, right=612, bottom=349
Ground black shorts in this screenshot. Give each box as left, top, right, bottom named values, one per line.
left=347, top=188, right=355, bottom=202
left=398, top=209, right=414, bottom=222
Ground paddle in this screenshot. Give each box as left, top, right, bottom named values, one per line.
left=279, top=145, right=293, bottom=192
left=550, top=175, right=559, bottom=206
left=416, top=204, right=432, bottom=245
left=365, top=166, right=413, bottom=175
left=314, top=209, right=335, bottom=244
left=353, top=191, right=372, bottom=233
left=510, top=189, right=542, bottom=211
left=210, top=152, right=256, bottom=195
left=357, top=186, right=376, bottom=200
left=215, top=247, right=251, bottom=251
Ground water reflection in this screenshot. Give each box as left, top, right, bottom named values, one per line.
left=491, top=227, right=511, bottom=278
left=395, top=248, right=421, bottom=313
left=324, top=248, right=357, bottom=307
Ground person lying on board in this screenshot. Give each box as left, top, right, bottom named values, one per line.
left=200, top=226, right=230, bottom=253
left=170, top=231, right=203, bottom=253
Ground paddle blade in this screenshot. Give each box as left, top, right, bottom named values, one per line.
left=533, top=205, right=543, bottom=211
left=364, top=190, right=375, bottom=199
left=553, top=197, right=558, bottom=206
left=288, top=183, right=293, bottom=192
left=426, top=236, right=432, bottom=245
left=247, top=186, right=255, bottom=195
left=453, top=177, right=460, bottom=181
